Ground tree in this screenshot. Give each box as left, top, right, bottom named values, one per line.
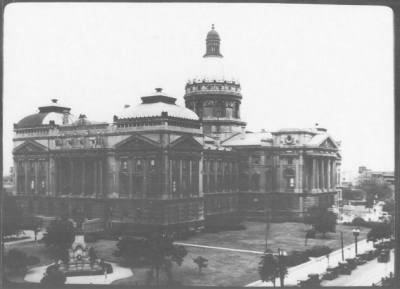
left=115, top=234, right=187, bottom=285
left=40, top=265, right=66, bottom=286
left=3, top=196, right=23, bottom=237
left=357, top=179, right=393, bottom=207
left=148, top=234, right=187, bottom=285
left=114, top=236, right=151, bottom=266
left=4, top=249, right=40, bottom=273
left=43, top=219, right=74, bottom=262
left=258, top=253, right=280, bottom=288
left=367, top=223, right=392, bottom=242
left=304, top=206, right=337, bottom=238
left=383, top=199, right=395, bottom=215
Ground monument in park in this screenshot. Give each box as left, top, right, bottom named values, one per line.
left=50, top=235, right=112, bottom=277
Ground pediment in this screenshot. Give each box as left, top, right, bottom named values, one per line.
left=169, top=136, right=203, bottom=151
left=13, top=141, right=47, bottom=155
left=115, top=134, right=161, bottom=151
left=320, top=138, right=338, bottom=149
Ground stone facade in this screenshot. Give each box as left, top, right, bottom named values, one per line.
left=11, top=26, right=341, bottom=234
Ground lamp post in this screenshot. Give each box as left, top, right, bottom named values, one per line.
left=277, top=248, right=287, bottom=287
left=353, top=227, right=360, bottom=256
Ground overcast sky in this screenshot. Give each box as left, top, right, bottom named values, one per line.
left=3, top=3, right=394, bottom=176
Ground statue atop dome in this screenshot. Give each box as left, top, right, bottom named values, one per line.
left=204, top=24, right=223, bottom=58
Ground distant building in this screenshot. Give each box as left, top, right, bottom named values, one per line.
left=357, top=166, right=394, bottom=187
left=10, top=26, right=341, bottom=234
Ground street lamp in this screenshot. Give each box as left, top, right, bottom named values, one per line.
left=353, top=227, right=360, bottom=256
left=277, top=248, right=288, bottom=287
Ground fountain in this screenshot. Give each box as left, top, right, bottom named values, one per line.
left=51, top=234, right=113, bottom=277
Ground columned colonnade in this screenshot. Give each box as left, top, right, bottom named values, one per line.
left=55, top=157, right=105, bottom=196
left=308, top=155, right=337, bottom=191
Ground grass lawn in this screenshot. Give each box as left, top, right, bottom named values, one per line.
left=113, top=221, right=369, bottom=286
left=178, top=221, right=369, bottom=253
left=5, top=221, right=369, bottom=286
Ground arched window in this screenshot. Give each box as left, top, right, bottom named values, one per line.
left=283, top=168, right=295, bottom=190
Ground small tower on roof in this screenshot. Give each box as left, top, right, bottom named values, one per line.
left=204, top=24, right=223, bottom=58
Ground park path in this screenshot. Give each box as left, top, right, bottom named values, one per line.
left=4, top=230, right=45, bottom=246
left=246, top=238, right=375, bottom=287
left=24, top=262, right=133, bottom=284
left=174, top=242, right=264, bottom=255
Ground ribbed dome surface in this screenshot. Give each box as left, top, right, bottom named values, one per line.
left=206, top=29, right=220, bottom=40
left=16, top=99, right=77, bottom=128
left=190, top=56, right=238, bottom=83
left=117, top=89, right=199, bottom=121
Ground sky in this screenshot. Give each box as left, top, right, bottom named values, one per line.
left=3, top=3, right=394, bottom=176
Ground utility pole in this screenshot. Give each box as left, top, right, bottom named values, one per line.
left=341, top=231, right=344, bottom=261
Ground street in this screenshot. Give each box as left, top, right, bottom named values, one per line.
left=246, top=239, right=392, bottom=287
left=321, top=249, right=394, bottom=286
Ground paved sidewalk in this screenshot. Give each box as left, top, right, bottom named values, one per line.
left=321, top=250, right=394, bottom=286
left=174, top=242, right=264, bottom=255
left=24, top=262, right=133, bottom=284
left=247, top=239, right=374, bottom=287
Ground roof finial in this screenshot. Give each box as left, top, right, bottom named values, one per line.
left=212, top=24, right=215, bottom=30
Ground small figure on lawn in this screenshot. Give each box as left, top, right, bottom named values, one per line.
left=193, top=256, right=208, bottom=273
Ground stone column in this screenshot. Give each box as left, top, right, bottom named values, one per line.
left=81, top=159, right=86, bottom=195
left=107, top=155, right=117, bottom=197
left=98, top=159, right=103, bottom=196
left=327, top=159, right=332, bottom=190
left=298, top=152, right=304, bottom=193
left=321, top=158, right=325, bottom=190
left=316, top=158, right=321, bottom=190
left=332, top=161, right=337, bottom=188
left=69, top=159, right=74, bottom=194
left=199, top=152, right=204, bottom=196
left=34, top=161, right=39, bottom=195
left=24, top=162, right=29, bottom=194
left=312, top=158, right=317, bottom=191
left=93, top=159, right=98, bottom=196
left=49, top=157, right=56, bottom=196
left=128, top=158, right=133, bottom=197
left=189, top=159, right=193, bottom=195
left=14, top=160, right=18, bottom=194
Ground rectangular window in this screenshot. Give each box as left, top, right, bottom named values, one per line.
left=239, top=173, right=248, bottom=191
left=252, top=174, right=260, bottom=191
left=133, top=175, right=143, bottom=194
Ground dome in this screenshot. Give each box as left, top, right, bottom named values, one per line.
left=206, top=26, right=220, bottom=40
left=189, top=25, right=238, bottom=83
left=16, top=99, right=77, bottom=128
left=117, top=88, right=199, bottom=121
left=190, top=56, right=238, bottom=83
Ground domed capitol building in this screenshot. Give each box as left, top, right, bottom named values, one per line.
left=12, top=26, right=341, bottom=235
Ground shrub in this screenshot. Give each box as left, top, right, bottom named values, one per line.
left=41, top=265, right=66, bottom=286
left=5, top=249, right=40, bottom=272
left=285, top=251, right=310, bottom=267
left=306, top=229, right=316, bottom=239
left=352, top=217, right=366, bottom=226
left=306, top=245, right=332, bottom=258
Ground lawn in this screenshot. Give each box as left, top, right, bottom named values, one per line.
left=5, top=221, right=369, bottom=286
left=113, top=221, right=369, bottom=286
